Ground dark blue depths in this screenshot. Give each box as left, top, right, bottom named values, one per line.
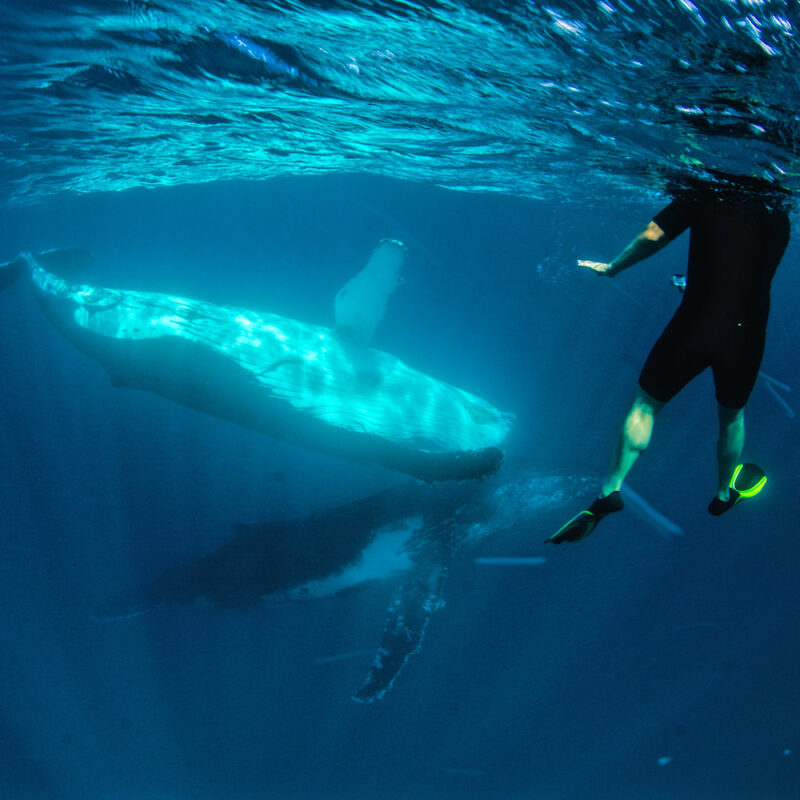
left=1, top=174, right=799, bottom=800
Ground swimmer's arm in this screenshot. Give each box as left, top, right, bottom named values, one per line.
left=579, top=220, right=670, bottom=277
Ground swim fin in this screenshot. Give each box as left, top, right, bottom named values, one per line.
left=707, top=462, right=766, bottom=516
left=546, top=491, right=624, bottom=544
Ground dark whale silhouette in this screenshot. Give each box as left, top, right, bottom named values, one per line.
left=96, top=466, right=592, bottom=702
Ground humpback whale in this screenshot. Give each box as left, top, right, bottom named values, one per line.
left=0, top=245, right=512, bottom=481
left=95, top=467, right=593, bottom=702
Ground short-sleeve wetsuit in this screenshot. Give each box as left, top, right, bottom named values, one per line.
left=638, top=194, right=790, bottom=410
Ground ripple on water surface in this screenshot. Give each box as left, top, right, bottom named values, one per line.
left=1, top=0, right=799, bottom=204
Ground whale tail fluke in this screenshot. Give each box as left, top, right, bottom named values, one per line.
left=1, top=248, right=93, bottom=292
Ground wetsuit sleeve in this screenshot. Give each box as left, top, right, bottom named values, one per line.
left=652, top=200, right=693, bottom=240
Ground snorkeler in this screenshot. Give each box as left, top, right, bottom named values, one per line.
left=548, top=176, right=791, bottom=544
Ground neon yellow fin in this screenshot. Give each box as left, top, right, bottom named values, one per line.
left=730, top=463, right=767, bottom=499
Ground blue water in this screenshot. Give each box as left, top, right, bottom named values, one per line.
left=1, top=2, right=800, bottom=799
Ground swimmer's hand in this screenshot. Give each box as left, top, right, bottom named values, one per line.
left=578, top=259, right=615, bottom=276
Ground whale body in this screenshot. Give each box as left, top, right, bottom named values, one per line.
left=96, top=466, right=593, bottom=702
left=4, top=244, right=512, bottom=481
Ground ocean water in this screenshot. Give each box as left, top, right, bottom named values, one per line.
left=1, top=2, right=799, bottom=799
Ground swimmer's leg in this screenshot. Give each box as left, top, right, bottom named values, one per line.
left=715, top=404, right=745, bottom=502
left=708, top=405, right=766, bottom=516
left=546, top=388, right=663, bottom=545
left=601, top=387, right=665, bottom=496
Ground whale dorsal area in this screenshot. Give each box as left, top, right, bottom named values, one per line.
left=334, top=239, right=406, bottom=347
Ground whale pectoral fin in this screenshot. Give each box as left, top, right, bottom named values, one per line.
left=352, top=562, right=447, bottom=703
left=334, top=239, right=406, bottom=347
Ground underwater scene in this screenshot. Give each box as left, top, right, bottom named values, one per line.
left=1, top=1, right=799, bottom=798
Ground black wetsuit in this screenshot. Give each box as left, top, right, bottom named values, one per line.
left=638, top=193, right=790, bottom=409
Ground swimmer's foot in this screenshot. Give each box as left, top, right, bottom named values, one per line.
left=708, top=463, right=767, bottom=516
left=546, top=491, right=624, bottom=544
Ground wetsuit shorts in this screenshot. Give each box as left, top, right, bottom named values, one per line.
left=639, top=307, right=768, bottom=410
left=637, top=196, right=790, bottom=410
